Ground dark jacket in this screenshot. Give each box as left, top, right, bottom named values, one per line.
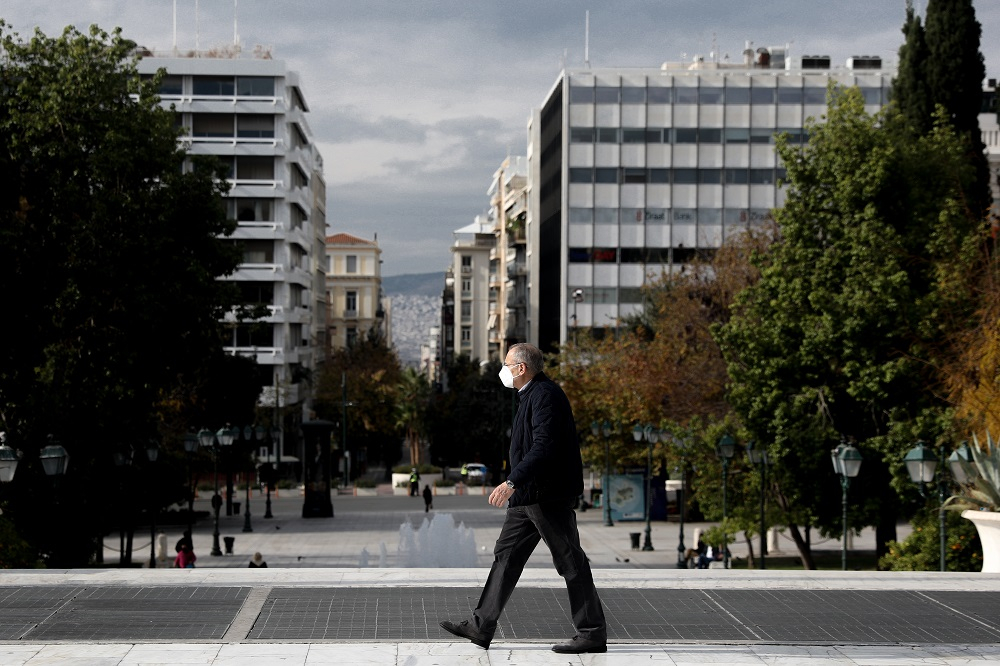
left=505, top=372, right=584, bottom=506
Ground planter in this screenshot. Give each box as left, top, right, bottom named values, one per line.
left=391, top=473, right=442, bottom=491
left=353, top=487, right=377, bottom=496
left=962, top=510, right=1000, bottom=572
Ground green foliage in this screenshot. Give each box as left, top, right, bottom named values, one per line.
left=434, top=478, right=456, bottom=487
left=0, top=514, right=39, bottom=568
left=392, top=464, right=441, bottom=474
left=944, top=431, right=1000, bottom=511
left=353, top=478, right=377, bottom=488
left=893, top=1, right=933, bottom=135
left=714, top=85, right=983, bottom=560
left=879, top=507, right=981, bottom=571
left=0, top=23, right=245, bottom=565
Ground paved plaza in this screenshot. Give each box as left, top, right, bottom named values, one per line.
left=2, top=491, right=999, bottom=664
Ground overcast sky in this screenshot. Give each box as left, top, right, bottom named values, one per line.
left=4, top=1, right=1000, bottom=276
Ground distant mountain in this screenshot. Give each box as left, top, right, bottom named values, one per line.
left=383, top=272, right=445, bottom=298
left=382, top=273, right=443, bottom=365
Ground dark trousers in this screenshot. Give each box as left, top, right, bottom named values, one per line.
left=472, top=499, right=606, bottom=641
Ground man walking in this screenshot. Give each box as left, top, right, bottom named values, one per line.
left=440, top=343, right=607, bottom=654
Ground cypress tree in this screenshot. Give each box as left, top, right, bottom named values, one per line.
left=893, top=0, right=933, bottom=135
left=923, top=0, right=991, bottom=220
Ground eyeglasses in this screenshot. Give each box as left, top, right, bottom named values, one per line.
left=503, top=362, right=522, bottom=368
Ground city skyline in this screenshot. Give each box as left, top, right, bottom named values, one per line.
left=4, top=0, right=1000, bottom=276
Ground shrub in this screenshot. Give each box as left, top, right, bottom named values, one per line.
left=392, top=464, right=441, bottom=474
left=0, top=515, right=39, bottom=569
left=354, top=478, right=377, bottom=488
left=879, top=507, right=982, bottom=572
left=434, top=478, right=456, bottom=487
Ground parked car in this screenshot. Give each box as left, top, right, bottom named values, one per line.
left=465, top=463, right=488, bottom=484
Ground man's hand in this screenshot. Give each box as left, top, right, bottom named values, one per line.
left=488, top=482, right=514, bottom=508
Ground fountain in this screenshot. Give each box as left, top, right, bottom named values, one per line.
left=397, top=513, right=478, bottom=567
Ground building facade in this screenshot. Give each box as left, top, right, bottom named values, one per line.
left=487, top=157, right=529, bottom=360
left=527, top=47, right=894, bottom=350
left=325, top=233, right=387, bottom=351
left=138, top=54, right=327, bottom=462
left=448, top=216, right=494, bottom=362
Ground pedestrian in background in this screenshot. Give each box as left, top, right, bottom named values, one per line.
left=422, top=484, right=433, bottom=512
left=249, top=552, right=267, bottom=568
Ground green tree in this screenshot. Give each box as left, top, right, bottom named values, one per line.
left=0, top=23, right=243, bottom=565
left=893, top=0, right=933, bottom=135
left=922, top=0, right=991, bottom=220
left=714, top=86, right=983, bottom=568
left=394, top=367, right=432, bottom=468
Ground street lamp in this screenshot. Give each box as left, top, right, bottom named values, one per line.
left=904, top=439, right=957, bottom=572
left=632, top=424, right=657, bottom=551
left=572, top=288, right=584, bottom=345
left=668, top=430, right=688, bottom=568
left=0, top=434, right=19, bottom=483
left=715, top=434, right=736, bottom=569
left=949, top=442, right=973, bottom=485
left=183, top=434, right=199, bottom=538
left=264, top=427, right=279, bottom=518
left=591, top=420, right=614, bottom=526
left=240, top=425, right=263, bottom=533
left=145, top=440, right=159, bottom=568
left=199, top=427, right=235, bottom=556
left=745, top=440, right=771, bottom=570
left=831, top=439, right=862, bottom=571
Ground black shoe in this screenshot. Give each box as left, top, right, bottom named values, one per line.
left=551, top=635, right=607, bottom=654
left=439, top=619, right=492, bottom=649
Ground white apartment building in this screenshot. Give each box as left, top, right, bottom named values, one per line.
left=487, top=157, right=529, bottom=360
left=448, top=216, right=494, bottom=362
left=325, top=233, right=388, bottom=351
left=137, top=55, right=327, bottom=459
left=526, top=47, right=894, bottom=350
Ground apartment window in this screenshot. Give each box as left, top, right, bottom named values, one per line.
left=777, top=86, right=803, bottom=104
left=569, top=168, right=593, bottom=183
left=750, top=87, right=776, bottom=104
left=623, top=168, right=646, bottom=184
left=345, top=291, right=357, bottom=314
left=675, top=128, right=698, bottom=144
left=725, top=87, right=751, bottom=104
left=192, top=76, right=234, bottom=96
left=750, top=128, right=775, bottom=144
left=461, top=302, right=471, bottom=320
left=192, top=114, right=233, bottom=137
left=803, top=87, right=827, bottom=104
left=238, top=282, right=274, bottom=305
left=726, top=168, right=750, bottom=185
left=290, top=285, right=304, bottom=308
left=570, top=127, right=595, bottom=143
left=290, top=204, right=307, bottom=229
left=346, top=327, right=358, bottom=347
left=622, top=128, right=647, bottom=144
left=594, top=208, right=618, bottom=224
left=235, top=156, right=274, bottom=180
left=569, top=208, right=594, bottom=224
left=569, top=86, right=595, bottom=103
left=675, top=88, right=698, bottom=104
left=237, top=76, right=275, bottom=97
left=232, top=198, right=274, bottom=222
left=700, top=129, right=722, bottom=143
left=594, top=168, right=618, bottom=184
left=648, top=169, right=669, bottom=184
left=596, top=128, right=619, bottom=143
left=241, top=240, right=273, bottom=263
left=594, top=86, right=620, bottom=104
left=461, top=278, right=471, bottom=295
left=237, top=114, right=275, bottom=138
left=461, top=327, right=471, bottom=342
left=673, top=169, right=697, bottom=184
left=291, top=123, right=308, bottom=148
left=234, top=323, right=274, bottom=347
left=157, top=75, right=183, bottom=96
left=699, top=169, right=722, bottom=184
left=699, top=87, right=724, bottom=104
left=290, top=163, right=309, bottom=188
left=346, top=255, right=358, bottom=273
left=750, top=169, right=775, bottom=184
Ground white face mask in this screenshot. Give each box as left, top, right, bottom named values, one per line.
left=499, top=364, right=517, bottom=389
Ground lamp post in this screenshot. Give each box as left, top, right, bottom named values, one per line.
left=240, top=425, right=262, bottom=533
left=831, top=439, right=862, bottom=571
left=264, top=427, right=279, bottom=519
left=668, top=430, right=688, bottom=568
left=145, top=440, right=160, bottom=568
left=183, top=434, right=199, bottom=538
left=591, top=420, right=614, bottom=526
left=715, top=434, right=736, bottom=569
left=904, top=440, right=964, bottom=572
left=632, top=424, right=657, bottom=551
left=572, top=288, right=584, bottom=345
left=113, top=444, right=135, bottom=565
left=0, top=434, right=19, bottom=483
left=746, top=440, right=770, bottom=569
left=199, top=427, right=235, bottom=556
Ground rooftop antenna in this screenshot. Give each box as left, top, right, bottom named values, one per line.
left=172, top=0, right=177, bottom=54
left=584, top=10, right=590, bottom=68
left=234, top=0, right=239, bottom=47
left=195, top=0, right=200, bottom=53
left=711, top=32, right=717, bottom=63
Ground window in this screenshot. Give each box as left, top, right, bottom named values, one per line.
left=237, top=114, right=275, bottom=138
left=461, top=278, right=471, bottom=295
left=594, top=208, right=618, bottom=224
left=346, top=327, right=358, bottom=347
left=461, top=255, right=472, bottom=272
left=675, top=88, right=698, bottom=104
left=700, top=129, right=722, bottom=143
left=725, top=87, right=750, bottom=104
left=193, top=76, right=234, bottom=96
left=241, top=240, right=273, bottom=263
left=596, top=128, right=619, bottom=143
left=569, top=208, right=593, bottom=224
left=461, top=327, right=471, bottom=342
left=750, top=169, right=775, bottom=184
left=232, top=198, right=274, bottom=222
left=725, top=168, right=749, bottom=184
left=345, top=291, right=357, bottom=314
left=675, top=128, right=698, bottom=143
left=621, top=87, right=646, bottom=104
left=461, top=302, right=472, bottom=320
left=622, top=128, right=647, bottom=144
left=750, top=128, right=775, bottom=144
left=803, top=87, right=827, bottom=104
left=237, top=76, right=275, bottom=96
left=290, top=204, right=307, bottom=229
left=699, top=169, right=722, bottom=184
left=594, top=86, right=620, bottom=104
left=699, top=87, right=724, bottom=104
left=192, top=114, right=233, bottom=137
left=158, top=75, right=183, bottom=96
left=346, top=255, right=357, bottom=273
left=570, top=127, right=595, bottom=143
left=647, top=87, right=672, bottom=103
left=777, top=87, right=803, bottom=104
left=861, top=87, right=882, bottom=105
left=750, top=87, right=776, bottom=104
left=673, top=169, right=697, bottom=184
left=724, top=128, right=750, bottom=143
left=569, top=168, right=593, bottom=183
left=238, top=282, right=274, bottom=305
left=595, top=168, right=618, bottom=184
left=648, top=169, right=669, bottom=184
left=569, top=86, right=594, bottom=103
left=290, top=164, right=309, bottom=188
left=235, top=156, right=274, bottom=180
left=623, top=168, right=647, bottom=184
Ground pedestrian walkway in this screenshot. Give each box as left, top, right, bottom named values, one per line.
left=2, top=493, right=993, bottom=665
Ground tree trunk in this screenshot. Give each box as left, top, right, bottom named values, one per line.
left=787, top=523, right=816, bottom=570
left=744, top=533, right=756, bottom=569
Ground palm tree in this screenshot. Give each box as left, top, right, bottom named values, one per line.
left=395, top=368, right=431, bottom=467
